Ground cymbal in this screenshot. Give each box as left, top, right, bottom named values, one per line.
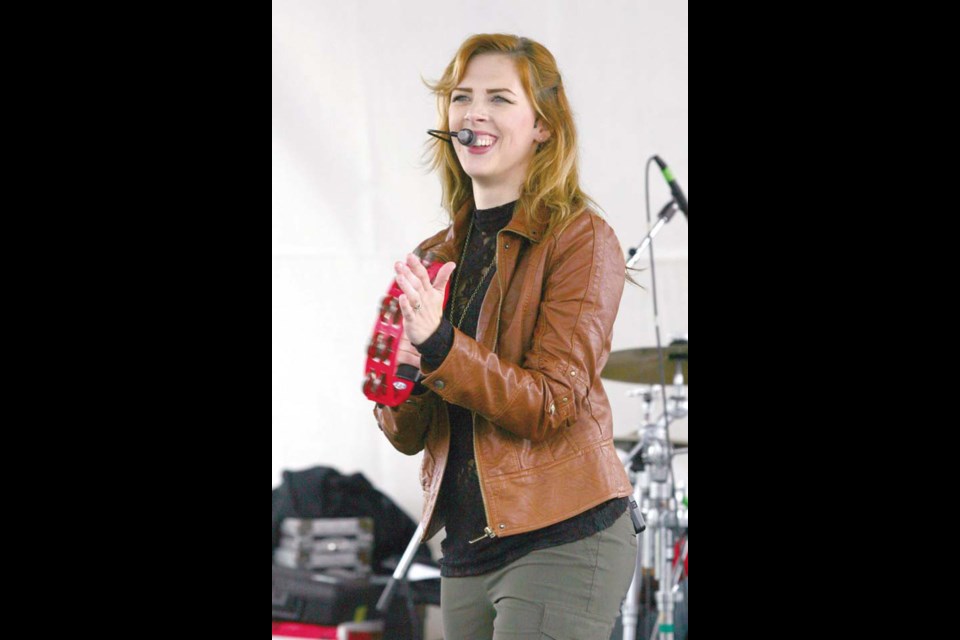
left=615, top=435, right=688, bottom=448
left=602, top=340, right=687, bottom=384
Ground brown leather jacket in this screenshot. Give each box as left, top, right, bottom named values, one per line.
left=374, top=200, right=631, bottom=542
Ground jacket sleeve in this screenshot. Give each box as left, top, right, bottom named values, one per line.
left=418, top=214, right=625, bottom=442
left=373, top=392, right=435, bottom=455
left=371, top=231, right=454, bottom=455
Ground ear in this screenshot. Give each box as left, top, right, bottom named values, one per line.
left=533, top=119, right=551, bottom=143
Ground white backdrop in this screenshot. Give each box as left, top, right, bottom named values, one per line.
left=272, top=0, right=688, bottom=609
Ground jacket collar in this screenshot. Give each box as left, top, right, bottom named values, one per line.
left=428, top=197, right=550, bottom=263
left=461, top=197, right=548, bottom=241
left=502, top=198, right=548, bottom=243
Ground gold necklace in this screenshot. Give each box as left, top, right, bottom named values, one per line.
left=450, top=215, right=497, bottom=330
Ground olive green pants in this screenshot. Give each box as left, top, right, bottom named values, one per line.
left=440, top=510, right=638, bottom=639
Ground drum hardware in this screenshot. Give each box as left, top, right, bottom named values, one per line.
left=617, top=343, right=688, bottom=640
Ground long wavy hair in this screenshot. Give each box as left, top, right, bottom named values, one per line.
left=424, top=34, right=599, bottom=236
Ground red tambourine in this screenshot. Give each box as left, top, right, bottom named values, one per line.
left=363, top=260, right=451, bottom=406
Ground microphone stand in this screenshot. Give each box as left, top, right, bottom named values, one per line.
left=625, top=200, right=681, bottom=269
left=620, top=176, right=688, bottom=639
left=375, top=522, right=424, bottom=639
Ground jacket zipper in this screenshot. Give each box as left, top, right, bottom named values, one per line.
left=467, top=227, right=535, bottom=545
left=468, top=409, right=498, bottom=544
left=468, top=526, right=497, bottom=544
left=468, top=234, right=506, bottom=546
left=491, top=228, right=508, bottom=352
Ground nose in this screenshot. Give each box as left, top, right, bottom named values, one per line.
left=464, top=105, right=488, bottom=123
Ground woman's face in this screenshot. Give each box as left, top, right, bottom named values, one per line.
left=448, top=53, right=547, bottom=191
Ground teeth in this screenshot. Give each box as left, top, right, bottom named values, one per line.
left=474, top=137, right=495, bottom=147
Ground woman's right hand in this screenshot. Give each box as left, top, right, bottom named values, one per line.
left=395, top=330, right=421, bottom=370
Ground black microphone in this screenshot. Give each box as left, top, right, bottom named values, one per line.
left=653, top=155, right=688, bottom=219
left=427, top=129, right=475, bottom=145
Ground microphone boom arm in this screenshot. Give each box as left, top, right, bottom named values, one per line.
left=426, top=129, right=475, bottom=145
left=625, top=200, right=680, bottom=268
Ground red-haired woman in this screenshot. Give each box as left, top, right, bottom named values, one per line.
left=376, top=34, right=638, bottom=639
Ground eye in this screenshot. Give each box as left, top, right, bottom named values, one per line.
left=451, top=95, right=468, bottom=103
left=492, top=95, right=511, bottom=103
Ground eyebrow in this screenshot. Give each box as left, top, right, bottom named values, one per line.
left=452, top=87, right=517, bottom=95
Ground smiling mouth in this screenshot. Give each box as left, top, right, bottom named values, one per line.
left=466, top=137, right=496, bottom=154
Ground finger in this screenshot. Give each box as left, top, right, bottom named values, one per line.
left=395, top=272, right=421, bottom=299
left=395, top=349, right=420, bottom=367
left=400, top=289, right=427, bottom=314
left=395, top=260, right=422, bottom=290
left=397, top=293, right=416, bottom=317
left=397, top=350, right=420, bottom=364
left=433, top=262, right=457, bottom=291
left=405, top=254, right=432, bottom=289
left=403, top=266, right=425, bottom=292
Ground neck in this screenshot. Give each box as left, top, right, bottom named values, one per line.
left=471, top=179, right=523, bottom=211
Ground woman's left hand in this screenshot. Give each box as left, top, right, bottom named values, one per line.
left=395, top=254, right=456, bottom=345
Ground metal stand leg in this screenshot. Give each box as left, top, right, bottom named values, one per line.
left=376, top=522, right=425, bottom=639
left=618, top=384, right=688, bottom=640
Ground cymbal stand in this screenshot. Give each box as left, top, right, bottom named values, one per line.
left=620, top=387, right=687, bottom=640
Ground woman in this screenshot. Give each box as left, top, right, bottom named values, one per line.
left=374, top=34, right=637, bottom=639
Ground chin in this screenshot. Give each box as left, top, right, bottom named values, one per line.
left=460, top=162, right=495, bottom=180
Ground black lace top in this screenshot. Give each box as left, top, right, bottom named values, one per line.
left=414, top=199, right=627, bottom=577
